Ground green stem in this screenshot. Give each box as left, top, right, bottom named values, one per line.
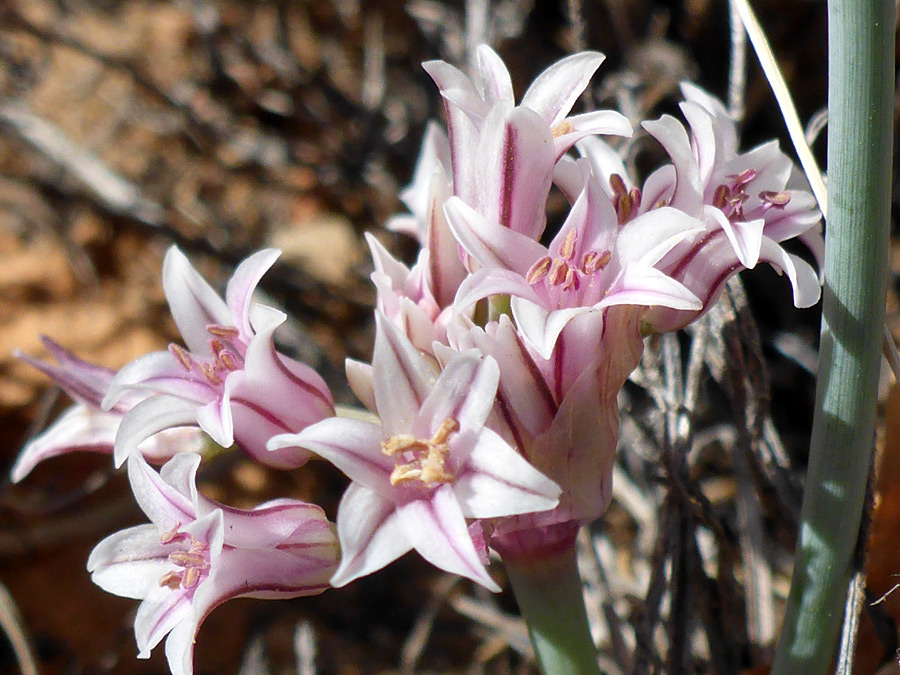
left=771, top=1, right=893, bottom=672
left=504, top=543, right=600, bottom=675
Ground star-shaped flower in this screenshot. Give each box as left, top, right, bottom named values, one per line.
left=445, top=163, right=702, bottom=358
left=88, top=452, right=338, bottom=675
left=269, top=313, right=560, bottom=590
left=103, top=246, right=334, bottom=469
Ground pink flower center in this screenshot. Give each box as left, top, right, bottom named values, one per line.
left=158, top=525, right=211, bottom=591
left=713, top=169, right=791, bottom=222
left=525, top=229, right=611, bottom=293
left=381, top=417, right=459, bottom=487
left=169, top=324, right=245, bottom=387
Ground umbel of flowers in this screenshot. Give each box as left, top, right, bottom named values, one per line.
left=12, top=45, right=821, bottom=675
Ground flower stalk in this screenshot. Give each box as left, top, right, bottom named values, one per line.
left=503, top=540, right=600, bottom=675
left=771, top=0, right=894, bottom=671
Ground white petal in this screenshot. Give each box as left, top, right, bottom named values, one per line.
left=11, top=404, right=120, bottom=482
left=224, top=249, right=281, bottom=339
left=399, top=485, right=500, bottom=591
left=269, top=417, right=392, bottom=494
left=521, top=51, right=605, bottom=126
left=601, top=265, right=701, bottom=311
left=510, top=297, right=586, bottom=360
left=114, top=395, right=200, bottom=468
left=87, top=524, right=171, bottom=599
left=372, top=313, right=438, bottom=436
left=162, top=247, right=231, bottom=354
left=330, top=483, right=411, bottom=587
left=415, top=350, right=499, bottom=436
left=456, top=428, right=560, bottom=518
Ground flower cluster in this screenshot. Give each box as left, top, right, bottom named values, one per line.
left=12, top=45, right=822, bottom=675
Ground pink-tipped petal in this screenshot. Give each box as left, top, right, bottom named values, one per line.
left=127, top=452, right=197, bottom=527
left=11, top=404, right=120, bottom=482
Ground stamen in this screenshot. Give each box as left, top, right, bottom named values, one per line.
left=629, top=186, right=642, bottom=210
left=169, top=344, right=193, bottom=372
left=561, top=267, right=580, bottom=291
left=199, top=362, right=223, bottom=386
left=384, top=418, right=459, bottom=487
left=558, top=229, right=578, bottom=261
left=581, top=250, right=611, bottom=275
left=168, top=551, right=207, bottom=568
left=207, top=325, right=240, bottom=340
left=382, top=434, right=422, bottom=456
left=609, top=174, right=627, bottom=196
left=618, top=192, right=635, bottom=224
left=210, top=339, right=227, bottom=355
left=430, top=418, right=459, bottom=444
left=760, top=190, right=791, bottom=208
left=218, top=351, right=239, bottom=371
left=160, top=523, right=187, bottom=544
left=182, top=568, right=201, bottom=589
left=159, top=571, right=182, bottom=589
left=549, top=259, right=570, bottom=287
left=526, top=257, right=552, bottom=284
left=551, top=120, right=574, bottom=138
left=713, top=185, right=730, bottom=209
left=730, top=168, right=758, bottom=186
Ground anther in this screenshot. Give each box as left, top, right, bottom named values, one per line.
left=169, top=344, right=193, bottom=372
left=561, top=267, right=580, bottom=291
left=760, top=190, right=791, bottom=208
left=218, top=351, right=238, bottom=371
left=713, top=185, right=730, bottom=209
left=558, top=229, right=578, bottom=261
left=730, top=168, right=758, bottom=186
left=551, top=120, right=574, bottom=138
left=199, top=362, right=223, bottom=386
left=581, top=250, right=611, bottom=274
left=549, top=259, right=570, bottom=287
left=159, top=571, right=183, bottom=590
left=618, top=192, right=635, bottom=224
left=609, top=174, right=627, bottom=196
left=431, top=418, right=460, bottom=444
left=526, top=257, right=552, bottom=284
left=160, top=523, right=187, bottom=545
left=629, top=187, right=642, bottom=209
left=207, top=325, right=240, bottom=340
left=168, top=551, right=208, bottom=568
left=181, top=568, right=201, bottom=589
left=382, top=434, right=422, bottom=456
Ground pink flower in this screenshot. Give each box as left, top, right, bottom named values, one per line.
left=269, top=313, right=560, bottom=591
left=580, top=83, right=823, bottom=332
left=88, top=452, right=338, bottom=675
left=445, top=163, right=702, bottom=358
left=11, top=337, right=204, bottom=482
left=103, top=246, right=334, bottom=469
left=424, top=45, right=631, bottom=240
left=448, top=308, right=645, bottom=550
